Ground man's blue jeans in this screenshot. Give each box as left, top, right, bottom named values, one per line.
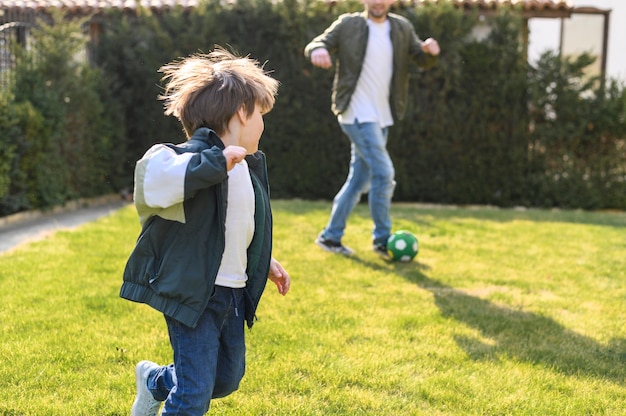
left=323, top=120, right=395, bottom=246
left=147, top=286, right=246, bottom=415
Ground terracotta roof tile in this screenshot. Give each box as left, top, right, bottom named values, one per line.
left=0, top=0, right=199, bottom=13
left=0, top=0, right=574, bottom=13
left=463, top=0, right=572, bottom=11
left=415, top=0, right=573, bottom=11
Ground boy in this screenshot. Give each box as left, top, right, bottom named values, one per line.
left=120, top=47, right=291, bottom=416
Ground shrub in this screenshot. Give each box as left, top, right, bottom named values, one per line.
left=3, top=1, right=625, bottom=213
left=91, top=1, right=626, bottom=210
left=527, top=52, right=626, bottom=208
left=0, top=12, right=123, bottom=215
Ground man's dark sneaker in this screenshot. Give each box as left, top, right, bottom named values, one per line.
left=373, top=243, right=390, bottom=260
left=315, top=233, right=354, bottom=256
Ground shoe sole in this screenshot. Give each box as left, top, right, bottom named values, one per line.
left=131, top=361, right=159, bottom=416
left=373, top=247, right=391, bottom=260
left=315, top=238, right=354, bottom=256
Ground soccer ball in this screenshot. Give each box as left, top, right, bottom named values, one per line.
left=386, top=230, right=419, bottom=262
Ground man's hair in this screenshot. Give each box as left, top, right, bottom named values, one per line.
left=158, top=46, right=279, bottom=138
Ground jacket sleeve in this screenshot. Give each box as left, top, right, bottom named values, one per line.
left=407, top=23, right=438, bottom=70
left=135, top=143, right=227, bottom=209
left=304, top=13, right=348, bottom=58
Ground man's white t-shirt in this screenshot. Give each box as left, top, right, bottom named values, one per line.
left=339, top=18, right=394, bottom=128
left=215, top=159, right=255, bottom=289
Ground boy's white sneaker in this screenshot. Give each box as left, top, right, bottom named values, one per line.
left=131, top=360, right=162, bottom=416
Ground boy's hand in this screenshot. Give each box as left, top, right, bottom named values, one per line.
left=223, top=146, right=247, bottom=171
left=268, top=258, right=291, bottom=296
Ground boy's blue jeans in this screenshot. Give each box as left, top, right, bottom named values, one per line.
left=323, top=120, right=395, bottom=246
left=147, top=286, right=246, bottom=415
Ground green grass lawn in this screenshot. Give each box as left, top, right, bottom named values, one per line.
left=0, top=200, right=624, bottom=415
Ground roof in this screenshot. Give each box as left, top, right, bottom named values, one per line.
left=443, top=0, right=573, bottom=12
left=0, top=1, right=199, bottom=13
left=415, top=0, right=575, bottom=17
left=0, top=0, right=576, bottom=17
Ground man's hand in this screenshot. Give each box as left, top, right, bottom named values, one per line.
left=310, top=48, right=333, bottom=69
left=422, top=38, right=440, bottom=56
left=268, top=258, right=291, bottom=296
left=223, top=145, right=247, bottom=171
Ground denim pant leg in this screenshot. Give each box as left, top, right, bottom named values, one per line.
left=325, top=121, right=394, bottom=245
left=212, top=300, right=247, bottom=399
left=147, top=287, right=246, bottom=416
left=324, top=142, right=371, bottom=242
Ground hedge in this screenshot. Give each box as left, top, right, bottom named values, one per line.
left=1, top=0, right=624, bottom=215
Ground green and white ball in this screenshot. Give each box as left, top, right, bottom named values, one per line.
left=386, top=230, right=419, bottom=262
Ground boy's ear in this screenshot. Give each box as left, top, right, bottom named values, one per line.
left=236, top=105, right=247, bottom=125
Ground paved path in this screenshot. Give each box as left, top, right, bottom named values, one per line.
left=0, top=198, right=130, bottom=253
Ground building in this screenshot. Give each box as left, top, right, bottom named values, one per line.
left=528, top=0, right=625, bottom=82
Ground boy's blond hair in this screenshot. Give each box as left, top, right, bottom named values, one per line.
left=158, top=46, right=279, bottom=138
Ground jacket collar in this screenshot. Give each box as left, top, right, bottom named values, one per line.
left=189, top=127, right=225, bottom=150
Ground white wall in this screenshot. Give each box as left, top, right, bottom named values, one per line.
left=528, top=0, right=626, bottom=82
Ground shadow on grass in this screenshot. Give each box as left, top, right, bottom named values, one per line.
left=352, top=256, right=626, bottom=384
left=417, top=270, right=624, bottom=383
left=391, top=203, right=626, bottom=229
left=273, top=199, right=626, bottom=228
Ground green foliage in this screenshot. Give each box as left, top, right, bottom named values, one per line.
left=0, top=11, right=123, bottom=215
left=92, top=1, right=625, bottom=209
left=93, top=7, right=188, bottom=177
left=384, top=6, right=532, bottom=207
left=93, top=0, right=368, bottom=199
left=527, top=51, right=626, bottom=209
left=0, top=98, right=47, bottom=213
left=3, top=1, right=626, bottom=214
left=0, top=95, right=18, bottom=200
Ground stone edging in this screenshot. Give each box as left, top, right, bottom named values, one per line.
left=0, top=194, right=125, bottom=230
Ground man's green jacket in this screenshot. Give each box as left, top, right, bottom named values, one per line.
left=304, top=11, right=438, bottom=121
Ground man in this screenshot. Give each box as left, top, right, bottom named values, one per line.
left=304, top=0, right=440, bottom=257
